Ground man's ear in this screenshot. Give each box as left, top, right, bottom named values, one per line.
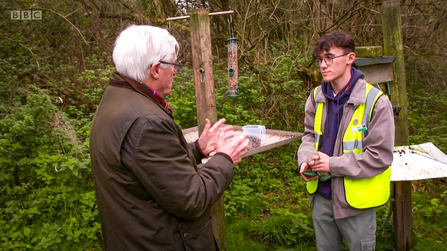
left=347, top=52, right=356, bottom=65
left=150, top=62, right=161, bottom=79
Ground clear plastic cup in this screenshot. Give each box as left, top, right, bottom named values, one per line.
left=242, top=125, right=266, bottom=149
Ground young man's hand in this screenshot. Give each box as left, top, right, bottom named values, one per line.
left=300, top=162, right=319, bottom=182
left=310, top=152, right=330, bottom=173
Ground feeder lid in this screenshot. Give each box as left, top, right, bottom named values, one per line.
left=226, top=37, right=239, bottom=42
left=354, top=56, right=396, bottom=67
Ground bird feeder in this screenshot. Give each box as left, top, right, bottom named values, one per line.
left=226, top=16, right=240, bottom=97
left=227, top=37, right=239, bottom=97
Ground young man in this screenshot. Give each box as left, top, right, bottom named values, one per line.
left=297, top=31, right=395, bottom=250
left=90, top=25, right=247, bottom=250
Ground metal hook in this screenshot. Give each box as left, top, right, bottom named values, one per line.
left=227, top=15, right=234, bottom=38
left=199, top=68, right=204, bottom=83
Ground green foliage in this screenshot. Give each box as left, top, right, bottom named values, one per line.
left=411, top=180, right=447, bottom=250
left=168, top=67, right=198, bottom=129
left=375, top=201, right=396, bottom=250
left=215, top=74, right=264, bottom=126
left=227, top=219, right=267, bottom=251
left=0, top=185, right=101, bottom=250
left=0, top=85, right=99, bottom=249
left=250, top=208, right=314, bottom=247
left=0, top=88, right=90, bottom=186
left=250, top=56, right=308, bottom=132
left=408, top=88, right=447, bottom=153
left=224, top=146, right=316, bottom=249
left=0, top=36, right=103, bottom=249
left=224, top=178, right=266, bottom=219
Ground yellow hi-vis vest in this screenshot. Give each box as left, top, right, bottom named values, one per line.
left=307, top=83, right=391, bottom=209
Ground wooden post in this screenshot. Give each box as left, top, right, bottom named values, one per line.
left=189, top=9, right=227, bottom=250
left=381, top=1, right=412, bottom=250
left=190, top=9, right=218, bottom=132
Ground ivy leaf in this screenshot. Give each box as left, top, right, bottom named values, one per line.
left=23, top=227, right=31, bottom=236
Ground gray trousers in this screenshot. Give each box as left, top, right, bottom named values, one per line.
left=312, top=194, right=376, bottom=251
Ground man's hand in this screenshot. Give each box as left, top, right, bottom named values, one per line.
left=310, top=151, right=330, bottom=173
left=299, top=162, right=319, bottom=182
left=197, top=118, right=248, bottom=164
left=214, top=128, right=247, bottom=165
left=198, top=118, right=233, bottom=155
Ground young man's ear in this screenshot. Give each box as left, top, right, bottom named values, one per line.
left=149, top=62, right=161, bottom=79
left=347, top=52, right=356, bottom=65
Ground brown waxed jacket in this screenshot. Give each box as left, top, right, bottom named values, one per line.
left=90, top=73, right=234, bottom=250
left=298, top=78, right=395, bottom=219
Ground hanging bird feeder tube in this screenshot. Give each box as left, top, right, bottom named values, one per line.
left=227, top=37, right=239, bottom=97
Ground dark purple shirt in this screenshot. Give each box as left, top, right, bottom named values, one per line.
left=317, top=67, right=364, bottom=199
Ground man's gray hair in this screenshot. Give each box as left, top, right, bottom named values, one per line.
left=113, top=25, right=179, bottom=82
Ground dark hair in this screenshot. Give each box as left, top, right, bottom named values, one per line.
left=313, top=31, right=355, bottom=56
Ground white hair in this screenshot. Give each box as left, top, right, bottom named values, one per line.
left=112, top=25, right=179, bottom=82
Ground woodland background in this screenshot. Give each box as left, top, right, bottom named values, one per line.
left=0, top=0, right=446, bottom=250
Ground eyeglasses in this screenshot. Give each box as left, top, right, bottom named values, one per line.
left=316, top=52, right=351, bottom=67
left=159, top=61, right=182, bottom=72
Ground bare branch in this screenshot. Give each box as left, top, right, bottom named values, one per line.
left=39, top=7, right=90, bottom=45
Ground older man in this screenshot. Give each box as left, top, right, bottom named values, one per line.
left=90, top=25, right=247, bottom=250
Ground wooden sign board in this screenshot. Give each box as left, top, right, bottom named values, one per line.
left=355, top=56, right=396, bottom=84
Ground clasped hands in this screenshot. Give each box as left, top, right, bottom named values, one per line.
left=198, top=118, right=248, bottom=165
left=299, top=151, right=331, bottom=182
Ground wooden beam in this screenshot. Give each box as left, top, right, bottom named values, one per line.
left=355, top=46, right=383, bottom=58
left=382, top=0, right=410, bottom=144
left=381, top=1, right=412, bottom=250
left=392, top=181, right=413, bottom=250
left=189, top=8, right=226, bottom=250
left=189, top=9, right=218, bottom=132
left=357, top=63, right=394, bottom=84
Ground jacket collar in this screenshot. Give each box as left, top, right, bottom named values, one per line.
left=109, top=71, right=173, bottom=118
left=347, top=78, right=367, bottom=106
left=315, top=77, right=367, bottom=106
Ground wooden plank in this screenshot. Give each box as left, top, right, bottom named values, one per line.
left=189, top=9, right=217, bottom=133
left=354, top=57, right=395, bottom=66
left=357, top=63, right=394, bottom=84
left=355, top=46, right=383, bottom=58
left=382, top=0, right=410, bottom=145
left=243, top=135, right=301, bottom=157
left=418, top=142, right=447, bottom=165
left=183, top=126, right=302, bottom=158
left=189, top=9, right=224, bottom=250
left=391, top=145, right=447, bottom=181
left=392, top=181, right=413, bottom=251
left=233, top=126, right=302, bottom=157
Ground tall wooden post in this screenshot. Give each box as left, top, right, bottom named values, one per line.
left=381, top=1, right=412, bottom=250
left=190, top=9, right=218, bottom=132
left=189, top=9, right=227, bottom=250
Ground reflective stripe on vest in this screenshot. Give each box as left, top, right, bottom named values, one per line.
left=306, top=84, right=391, bottom=209
left=313, top=87, right=323, bottom=151
left=307, top=87, right=323, bottom=194
left=342, top=85, right=381, bottom=154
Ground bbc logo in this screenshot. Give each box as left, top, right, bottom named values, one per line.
left=11, top=10, right=42, bottom=20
